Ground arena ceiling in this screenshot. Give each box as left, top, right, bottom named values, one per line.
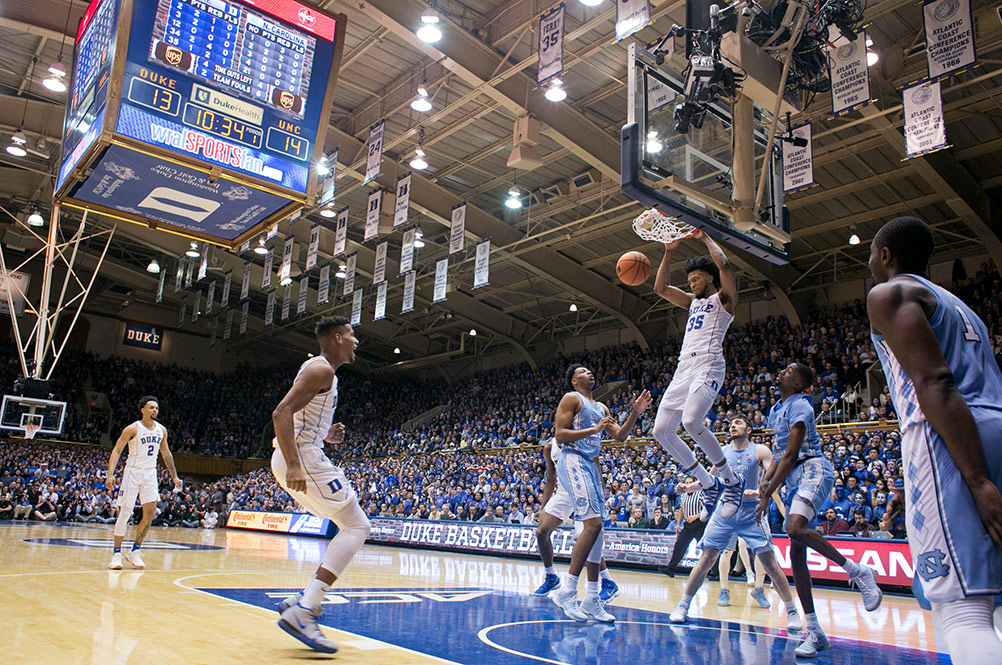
left=1, top=0, right=1000, bottom=371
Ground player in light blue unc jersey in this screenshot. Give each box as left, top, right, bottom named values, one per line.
left=867, top=217, right=1002, bottom=665
left=106, top=395, right=182, bottom=570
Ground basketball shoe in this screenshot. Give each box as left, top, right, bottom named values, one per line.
left=579, top=596, right=615, bottom=623
left=750, top=586, right=771, bottom=608
left=794, top=629, right=830, bottom=658
left=552, top=588, right=588, bottom=622
left=125, top=550, right=145, bottom=569
left=717, top=476, right=745, bottom=520
left=108, top=552, right=123, bottom=570
left=533, top=573, right=560, bottom=596
left=599, top=578, right=619, bottom=603
left=278, top=602, right=338, bottom=654
left=668, top=605, right=688, bottom=623
left=277, top=592, right=303, bottom=613
left=848, top=564, right=883, bottom=611
left=717, top=588, right=730, bottom=606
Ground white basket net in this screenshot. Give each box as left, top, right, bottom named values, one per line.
left=22, top=423, right=40, bottom=440
left=631, top=209, right=697, bottom=244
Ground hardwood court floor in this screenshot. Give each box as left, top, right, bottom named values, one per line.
left=1, top=522, right=947, bottom=664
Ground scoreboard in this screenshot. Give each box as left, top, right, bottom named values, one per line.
left=55, top=0, right=346, bottom=247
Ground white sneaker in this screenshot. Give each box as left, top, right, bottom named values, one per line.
left=669, top=605, right=688, bottom=624
left=125, top=550, right=145, bottom=569
left=278, top=603, right=338, bottom=654
left=108, top=552, right=122, bottom=570
left=552, top=588, right=588, bottom=622
left=579, top=596, right=615, bottom=623
left=794, top=629, right=831, bottom=658
left=849, top=564, right=883, bottom=611
left=786, top=611, right=803, bottom=632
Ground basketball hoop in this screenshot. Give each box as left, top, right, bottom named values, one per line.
left=632, top=209, right=697, bottom=244
left=22, top=423, right=40, bottom=440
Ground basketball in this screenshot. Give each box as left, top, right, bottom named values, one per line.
left=616, top=251, right=651, bottom=286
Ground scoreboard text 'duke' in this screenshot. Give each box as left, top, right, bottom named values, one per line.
left=54, top=0, right=346, bottom=248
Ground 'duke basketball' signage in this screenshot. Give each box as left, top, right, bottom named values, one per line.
left=122, top=322, right=164, bottom=350
left=54, top=0, right=346, bottom=249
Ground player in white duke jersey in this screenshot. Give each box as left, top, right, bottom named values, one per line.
left=272, top=316, right=371, bottom=655
left=866, top=217, right=1002, bottom=664
left=669, top=416, right=802, bottom=631
left=531, top=437, right=618, bottom=603
left=651, top=229, right=744, bottom=519
left=106, top=395, right=182, bottom=570
left=550, top=365, right=651, bottom=623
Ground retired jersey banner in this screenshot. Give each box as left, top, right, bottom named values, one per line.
left=402, top=270, right=416, bottom=314
left=616, top=0, right=650, bottom=41
left=343, top=253, right=357, bottom=298
left=224, top=308, right=233, bottom=340
left=306, top=225, right=320, bottom=271
left=449, top=204, right=466, bottom=255
left=222, top=271, right=232, bottom=307
left=924, top=0, right=975, bottom=80
left=281, top=285, right=291, bottom=321
left=240, top=300, right=249, bottom=334
left=393, top=174, right=411, bottom=228
left=156, top=269, right=165, bottom=303
left=192, top=290, right=201, bottom=322
left=318, top=264, right=331, bottom=305
left=185, top=256, right=194, bottom=288
left=178, top=297, right=187, bottom=328
left=198, top=252, right=208, bottom=281
left=903, top=81, right=948, bottom=159
left=262, top=249, right=273, bottom=289
left=319, top=147, right=337, bottom=207
left=400, top=227, right=416, bottom=274
left=783, top=122, right=814, bottom=193
left=265, top=290, right=275, bottom=325
left=210, top=315, right=218, bottom=347
left=241, top=262, right=251, bottom=300
left=365, top=189, right=382, bottom=242
left=473, top=239, right=491, bottom=289
left=374, top=241, right=388, bottom=284
left=297, top=277, right=308, bottom=315
left=364, top=121, right=384, bottom=184
left=206, top=280, right=216, bottom=314
left=537, top=4, right=565, bottom=85
left=374, top=281, right=387, bottom=321
left=280, top=237, right=295, bottom=283
left=828, top=34, right=871, bottom=116
left=433, top=258, right=448, bottom=303
left=174, top=259, right=184, bottom=294
left=351, top=288, right=363, bottom=326
left=334, top=207, right=349, bottom=257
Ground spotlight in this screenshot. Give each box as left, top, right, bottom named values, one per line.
left=866, top=51, right=878, bottom=67
left=280, top=276, right=292, bottom=286
left=336, top=264, right=347, bottom=278
left=569, top=303, right=577, bottom=311
left=410, top=83, right=432, bottom=112
left=185, top=241, right=200, bottom=258
left=417, top=11, right=442, bottom=43
left=848, top=225, right=860, bottom=246
left=469, top=328, right=477, bottom=336
left=544, top=79, right=567, bottom=102
left=320, top=207, right=336, bottom=218
left=646, top=138, right=662, bottom=153
left=146, top=258, right=161, bottom=274
left=579, top=0, right=602, bottom=5
left=414, top=238, right=426, bottom=248
left=505, top=186, right=522, bottom=209
left=254, top=237, right=269, bottom=255
left=393, top=347, right=401, bottom=354
left=316, top=156, right=331, bottom=176
left=43, top=60, right=66, bottom=92
left=6, top=131, right=28, bottom=157
left=26, top=209, right=44, bottom=227
left=410, top=147, right=428, bottom=170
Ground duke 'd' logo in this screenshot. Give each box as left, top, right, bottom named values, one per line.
left=298, top=8, right=316, bottom=26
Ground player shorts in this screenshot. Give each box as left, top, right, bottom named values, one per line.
left=658, top=354, right=725, bottom=413
left=117, top=466, right=159, bottom=508
left=272, top=445, right=357, bottom=521
left=701, top=502, right=772, bottom=555
left=783, top=456, right=835, bottom=527
left=555, top=449, right=604, bottom=521
left=904, top=407, right=1002, bottom=603
left=543, top=483, right=574, bottom=521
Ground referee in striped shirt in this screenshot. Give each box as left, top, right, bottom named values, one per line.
left=658, top=476, right=706, bottom=577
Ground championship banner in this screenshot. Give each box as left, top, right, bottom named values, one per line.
left=400, top=227, right=416, bottom=274
left=185, top=256, right=194, bottom=288
left=351, top=288, right=363, bottom=326
left=402, top=270, right=416, bottom=314
left=265, top=290, right=275, bottom=326
left=198, top=252, right=208, bottom=281
left=241, top=262, right=251, bottom=300
left=433, top=258, right=448, bottom=303
left=374, top=281, right=387, bottom=321
left=318, top=264, right=331, bottom=305
left=224, top=308, right=233, bottom=340
left=221, top=271, right=231, bottom=307
left=334, top=207, right=349, bottom=257
left=827, top=33, right=871, bottom=116
left=206, top=279, right=216, bottom=314
left=537, top=4, right=565, bottom=85
left=240, top=300, right=249, bottom=334
left=343, top=253, right=357, bottom=297
left=903, top=81, right=948, bottom=159
left=393, top=174, right=411, bottom=228
left=192, top=290, right=201, bottom=322
left=923, top=0, right=975, bottom=80
left=262, top=248, right=273, bottom=289
left=178, top=297, right=187, bottom=328
left=209, top=314, right=218, bottom=347
left=364, top=121, right=384, bottom=185
left=174, top=258, right=184, bottom=294
left=374, top=241, right=388, bottom=284
left=306, top=224, right=320, bottom=271
left=449, top=204, right=466, bottom=255
left=297, top=277, right=308, bottom=315
left=156, top=269, right=165, bottom=304
left=281, top=284, right=291, bottom=321
left=616, top=0, right=651, bottom=41
left=364, top=189, right=382, bottom=242
left=782, top=122, right=814, bottom=193
left=319, top=147, right=337, bottom=207
left=280, top=236, right=295, bottom=283
left=473, top=239, right=490, bottom=289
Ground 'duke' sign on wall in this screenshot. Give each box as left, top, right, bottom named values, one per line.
left=122, top=322, right=164, bottom=351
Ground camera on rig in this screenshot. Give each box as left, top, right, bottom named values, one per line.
left=673, top=52, right=742, bottom=134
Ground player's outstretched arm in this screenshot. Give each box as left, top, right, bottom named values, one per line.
left=159, top=429, right=182, bottom=490
left=272, top=361, right=335, bottom=493
left=694, top=229, right=737, bottom=313
left=106, top=424, right=137, bottom=490
left=653, top=241, right=694, bottom=308
left=868, top=282, right=1002, bottom=547
left=603, top=390, right=652, bottom=441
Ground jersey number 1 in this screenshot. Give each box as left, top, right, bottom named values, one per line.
left=955, top=305, right=983, bottom=343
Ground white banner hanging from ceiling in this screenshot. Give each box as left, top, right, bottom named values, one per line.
left=433, top=258, right=448, bottom=303
left=537, top=4, right=565, bottom=85
left=400, top=227, right=416, bottom=274
left=615, top=0, right=650, bottom=41
left=319, top=147, right=337, bottom=207
left=265, top=290, right=275, bottom=326
left=394, top=174, right=411, bottom=228
left=374, top=241, right=388, bottom=285
left=222, top=271, right=231, bottom=307
left=224, top=308, right=233, bottom=340
left=241, top=261, right=251, bottom=300
left=306, top=224, right=320, bottom=271
left=827, top=33, right=871, bottom=117
left=364, top=121, right=384, bottom=184
left=209, top=314, right=218, bottom=347
left=473, top=239, right=491, bottom=289
left=185, top=257, right=194, bottom=288
left=449, top=204, right=466, bottom=255
left=782, top=122, right=814, bottom=193
left=156, top=269, right=165, bottom=303
left=297, top=276, right=308, bottom=315
left=903, top=81, right=949, bottom=159
left=198, top=252, right=207, bottom=281
left=178, top=297, right=187, bottom=329
left=923, top=0, right=976, bottom=80
left=334, top=207, right=349, bottom=257
left=351, top=288, right=363, bottom=326
left=192, top=290, right=201, bottom=322
left=206, top=279, right=216, bottom=314
left=240, top=301, right=248, bottom=334
left=262, top=248, right=273, bottom=288
left=402, top=270, right=416, bottom=313
left=318, top=264, right=330, bottom=305
left=174, top=259, right=183, bottom=294
left=343, top=252, right=357, bottom=297
left=281, top=284, right=291, bottom=321
left=365, top=189, right=382, bottom=242
left=374, top=281, right=387, bottom=321
left=280, top=236, right=295, bottom=283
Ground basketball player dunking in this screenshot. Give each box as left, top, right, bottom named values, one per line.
left=867, top=217, right=1002, bottom=664
left=106, top=395, right=182, bottom=570
left=651, top=230, right=743, bottom=518
left=272, top=316, right=371, bottom=654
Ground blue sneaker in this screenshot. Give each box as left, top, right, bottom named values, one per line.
left=599, top=578, right=619, bottom=603
left=718, top=474, right=746, bottom=519
left=717, top=588, right=730, bottom=606
left=533, top=573, right=561, bottom=596
left=750, top=586, right=771, bottom=609
left=700, top=477, right=724, bottom=521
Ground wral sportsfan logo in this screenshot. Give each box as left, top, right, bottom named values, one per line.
left=298, top=7, right=316, bottom=26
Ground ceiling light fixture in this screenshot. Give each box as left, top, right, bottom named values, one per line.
left=646, top=130, right=663, bottom=153
left=867, top=51, right=878, bottom=67
left=316, top=155, right=331, bottom=176
left=43, top=61, right=67, bottom=93
left=6, top=131, right=28, bottom=157
left=505, top=185, right=522, bottom=209
left=254, top=237, right=269, bottom=255
left=469, top=328, right=477, bottom=336
left=320, top=206, right=336, bottom=218
left=280, top=276, right=292, bottom=286
left=393, top=347, right=401, bottom=354
left=410, top=127, right=428, bottom=170
left=848, top=225, right=861, bottom=246
left=579, top=0, right=602, bottom=6
left=335, top=264, right=347, bottom=279
left=185, top=241, right=200, bottom=258
left=147, top=258, right=161, bottom=274
left=410, top=81, right=432, bottom=112
left=544, top=78, right=567, bottom=102
left=569, top=303, right=578, bottom=311
left=26, top=208, right=44, bottom=227
left=416, top=10, right=442, bottom=43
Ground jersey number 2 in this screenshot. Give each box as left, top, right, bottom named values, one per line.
left=955, top=306, right=983, bottom=343
left=147, top=444, right=155, bottom=456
